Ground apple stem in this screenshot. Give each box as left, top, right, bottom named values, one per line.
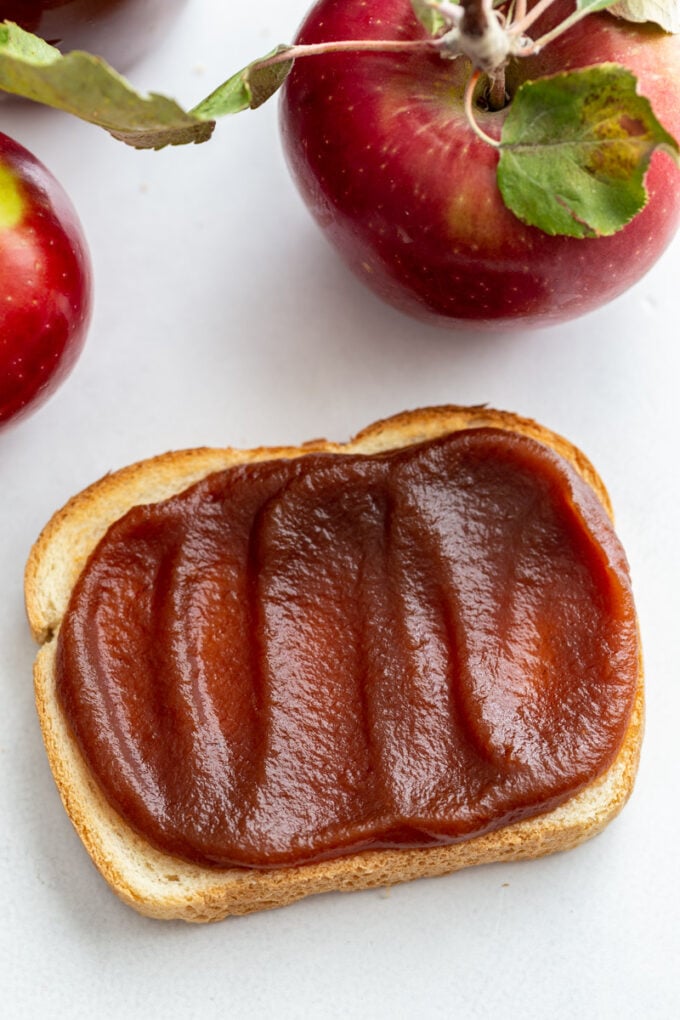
left=256, top=38, right=439, bottom=71
left=433, top=1, right=462, bottom=22
left=461, top=0, right=494, bottom=39
left=513, top=0, right=528, bottom=24
left=252, top=1, right=586, bottom=99
left=532, top=10, right=590, bottom=50
left=508, top=0, right=559, bottom=37
left=487, top=67, right=507, bottom=111
left=463, top=70, right=501, bottom=148
left=447, top=0, right=511, bottom=75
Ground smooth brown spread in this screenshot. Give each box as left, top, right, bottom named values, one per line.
left=56, top=429, right=639, bottom=869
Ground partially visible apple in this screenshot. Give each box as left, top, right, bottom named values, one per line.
left=0, top=132, right=92, bottom=431
left=0, top=0, right=187, bottom=70
left=280, top=1, right=680, bottom=327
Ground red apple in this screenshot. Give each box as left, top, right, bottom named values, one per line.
left=280, top=1, right=680, bottom=327
left=0, top=132, right=92, bottom=431
left=0, top=0, right=187, bottom=71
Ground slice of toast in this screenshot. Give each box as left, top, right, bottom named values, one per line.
left=25, top=406, right=643, bottom=922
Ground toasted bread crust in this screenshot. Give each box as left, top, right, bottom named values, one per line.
left=26, top=406, right=642, bottom=922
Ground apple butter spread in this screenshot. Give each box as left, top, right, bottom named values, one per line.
left=56, top=429, right=639, bottom=869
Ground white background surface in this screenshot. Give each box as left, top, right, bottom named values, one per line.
left=1, top=2, right=679, bottom=1017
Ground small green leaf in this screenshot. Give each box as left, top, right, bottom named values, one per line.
left=410, top=1, right=450, bottom=36
left=192, top=46, right=294, bottom=119
left=497, top=64, right=679, bottom=238
left=0, top=21, right=213, bottom=149
left=576, top=0, right=619, bottom=13
left=610, top=0, right=680, bottom=32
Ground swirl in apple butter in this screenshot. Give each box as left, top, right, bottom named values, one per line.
left=56, top=429, right=639, bottom=868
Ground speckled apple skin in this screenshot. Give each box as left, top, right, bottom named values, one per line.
left=0, top=133, right=92, bottom=429
left=280, top=0, right=680, bottom=327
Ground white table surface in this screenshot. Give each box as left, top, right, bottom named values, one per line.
left=1, top=3, right=679, bottom=1017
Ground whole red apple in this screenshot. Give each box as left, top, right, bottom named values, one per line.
left=0, top=132, right=92, bottom=431
left=280, top=1, right=680, bottom=327
left=0, top=0, right=187, bottom=70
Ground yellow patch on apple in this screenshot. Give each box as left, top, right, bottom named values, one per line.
left=0, top=164, right=25, bottom=230
left=446, top=181, right=508, bottom=251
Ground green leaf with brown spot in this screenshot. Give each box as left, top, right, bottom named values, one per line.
left=497, top=64, right=679, bottom=238
left=0, top=21, right=213, bottom=149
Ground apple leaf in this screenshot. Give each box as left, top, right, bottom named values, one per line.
left=411, top=1, right=450, bottom=35
left=191, top=47, right=294, bottom=119
left=497, top=64, right=679, bottom=238
left=576, top=0, right=620, bottom=12
left=609, top=0, right=680, bottom=32
left=0, top=21, right=214, bottom=149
